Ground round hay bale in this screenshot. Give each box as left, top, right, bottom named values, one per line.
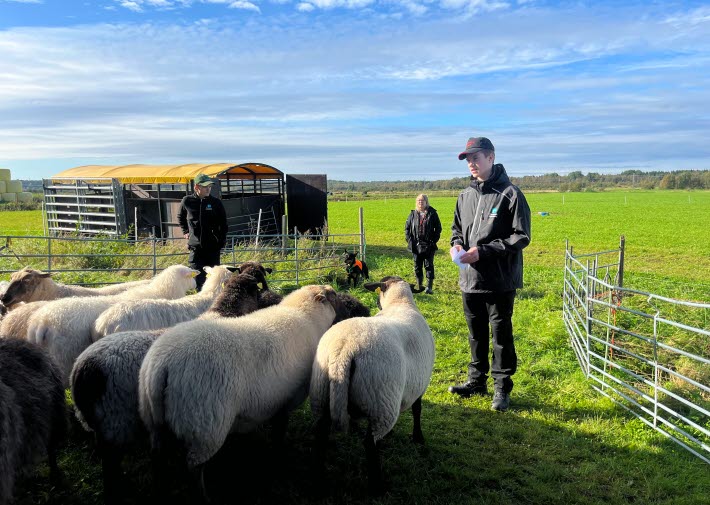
left=1, top=193, right=17, bottom=203
left=0, top=181, right=5, bottom=193
left=0, top=168, right=10, bottom=182
left=16, top=192, right=34, bottom=203
left=5, top=180, right=22, bottom=193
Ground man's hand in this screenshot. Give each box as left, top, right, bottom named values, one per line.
left=183, top=233, right=190, bottom=240
left=460, top=246, right=480, bottom=264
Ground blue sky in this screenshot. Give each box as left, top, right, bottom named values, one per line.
left=1, top=0, right=709, bottom=181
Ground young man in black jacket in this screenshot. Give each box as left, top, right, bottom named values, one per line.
left=405, top=194, right=442, bottom=294
left=449, top=137, right=531, bottom=411
left=178, top=173, right=228, bottom=290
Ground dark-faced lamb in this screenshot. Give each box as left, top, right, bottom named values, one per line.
left=0, top=266, right=150, bottom=309
left=70, top=271, right=265, bottom=504
left=27, top=264, right=198, bottom=386
left=309, top=276, right=435, bottom=494
left=138, top=284, right=345, bottom=501
left=0, top=338, right=66, bottom=505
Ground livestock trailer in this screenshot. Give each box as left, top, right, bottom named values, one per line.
left=43, top=163, right=285, bottom=238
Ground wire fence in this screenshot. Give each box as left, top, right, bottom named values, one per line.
left=0, top=229, right=366, bottom=289
left=563, top=237, right=710, bottom=464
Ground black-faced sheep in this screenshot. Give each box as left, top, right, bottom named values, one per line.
left=0, top=266, right=150, bottom=309
left=138, top=284, right=344, bottom=501
left=27, top=264, right=198, bottom=386
left=310, top=276, right=435, bottom=494
left=70, top=271, right=265, bottom=504
left=0, top=338, right=66, bottom=505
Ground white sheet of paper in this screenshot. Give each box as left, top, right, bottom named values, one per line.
left=449, top=246, right=467, bottom=268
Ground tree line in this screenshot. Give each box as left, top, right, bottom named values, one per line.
left=329, top=169, right=710, bottom=194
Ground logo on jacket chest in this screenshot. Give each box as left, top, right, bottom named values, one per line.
left=489, top=207, right=498, bottom=219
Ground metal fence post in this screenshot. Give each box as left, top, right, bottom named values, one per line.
left=152, top=234, right=157, bottom=276
left=585, top=259, right=592, bottom=378
left=281, top=215, right=287, bottom=254
left=617, top=235, right=625, bottom=290
left=231, top=236, right=236, bottom=267
left=255, top=209, right=262, bottom=248
left=294, top=227, right=299, bottom=285
left=47, top=236, right=52, bottom=273
left=359, top=207, right=365, bottom=262
left=652, top=313, right=659, bottom=428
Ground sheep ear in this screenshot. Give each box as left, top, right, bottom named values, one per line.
left=363, top=282, right=382, bottom=293
left=189, top=269, right=199, bottom=278
left=226, top=266, right=239, bottom=273
left=315, top=292, right=327, bottom=303
left=39, top=272, right=52, bottom=278
left=264, top=267, right=273, bottom=274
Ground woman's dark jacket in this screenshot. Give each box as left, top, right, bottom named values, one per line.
left=450, top=164, right=531, bottom=293
left=178, top=193, right=228, bottom=250
left=405, top=206, right=442, bottom=254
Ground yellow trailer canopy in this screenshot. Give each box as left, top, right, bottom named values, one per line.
left=51, top=163, right=282, bottom=184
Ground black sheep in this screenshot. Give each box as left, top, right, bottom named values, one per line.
left=0, top=338, right=66, bottom=505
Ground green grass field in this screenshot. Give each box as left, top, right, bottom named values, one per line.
left=5, top=190, right=710, bottom=505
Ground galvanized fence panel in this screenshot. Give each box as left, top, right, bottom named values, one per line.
left=0, top=230, right=366, bottom=289
left=564, top=238, right=710, bottom=464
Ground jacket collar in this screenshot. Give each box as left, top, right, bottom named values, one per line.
left=469, top=164, right=509, bottom=191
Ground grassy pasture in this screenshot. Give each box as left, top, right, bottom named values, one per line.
left=5, top=190, right=710, bottom=505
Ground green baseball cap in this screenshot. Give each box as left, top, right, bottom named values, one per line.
left=194, top=174, right=214, bottom=186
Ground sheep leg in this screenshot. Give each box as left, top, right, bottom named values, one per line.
left=271, top=410, right=289, bottom=447
left=99, top=441, right=123, bottom=505
left=314, top=413, right=330, bottom=479
left=412, top=396, right=425, bottom=444
left=189, top=463, right=211, bottom=505
left=364, top=424, right=385, bottom=496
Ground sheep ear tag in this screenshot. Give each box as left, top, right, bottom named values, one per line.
left=375, top=287, right=382, bottom=295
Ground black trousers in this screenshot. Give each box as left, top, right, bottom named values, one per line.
left=188, top=246, right=221, bottom=291
left=462, top=290, right=517, bottom=393
left=412, top=251, right=435, bottom=281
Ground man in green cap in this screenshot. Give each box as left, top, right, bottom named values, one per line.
left=178, top=174, right=228, bottom=290
left=448, top=137, right=531, bottom=412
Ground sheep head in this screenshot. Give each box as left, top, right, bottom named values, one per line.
left=1, top=267, right=52, bottom=307
left=364, top=276, right=420, bottom=310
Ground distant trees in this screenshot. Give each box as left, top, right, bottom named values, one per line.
left=328, top=170, right=709, bottom=193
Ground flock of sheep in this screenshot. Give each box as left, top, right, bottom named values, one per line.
left=0, top=262, right=435, bottom=504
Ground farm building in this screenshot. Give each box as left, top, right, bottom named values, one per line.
left=44, top=163, right=286, bottom=238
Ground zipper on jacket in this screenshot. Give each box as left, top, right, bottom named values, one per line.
left=468, top=194, right=484, bottom=246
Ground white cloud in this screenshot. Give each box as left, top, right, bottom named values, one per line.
left=119, top=1, right=143, bottom=12
left=296, top=2, right=314, bottom=12
left=229, top=1, right=260, bottom=12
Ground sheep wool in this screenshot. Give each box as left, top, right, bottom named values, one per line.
left=70, top=272, right=265, bottom=502
left=311, top=277, right=435, bottom=441
left=0, top=338, right=66, bottom=505
left=26, top=264, right=198, bottom=386
left=0, top=301, right=45, bottom=340
left=93, top=265, right=233, bottom=338
left=139, top=285, right=339, bottom=468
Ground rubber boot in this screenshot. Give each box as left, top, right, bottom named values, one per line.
left=416, top=274, right=424, bottom=291
left=425, top=278, right=434, bottom=295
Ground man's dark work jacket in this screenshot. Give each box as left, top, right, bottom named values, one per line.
left=450, top=164, right=531, bottom=293
left=178, top=193, right=228, bottom=250
left=405, top=206, right=442, bottom=254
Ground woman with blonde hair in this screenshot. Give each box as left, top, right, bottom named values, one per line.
left=404, top=194, right=442, bottom=294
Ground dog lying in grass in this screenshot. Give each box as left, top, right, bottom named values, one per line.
left=342, top=250, right=369, bottom=287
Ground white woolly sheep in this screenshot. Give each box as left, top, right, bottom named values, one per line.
left=92, top=265, right=234, bottom=338
left=309, top=276, right=434, bottom=494
left=138, top=284, right=343, bottom=501
left=0, top=338, right=66, bottom=505
left=27, top=264, right=198, bottom=386
left=70, top=271, right=265, bottom=504
left=0, top=266, right=150, bottom=309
